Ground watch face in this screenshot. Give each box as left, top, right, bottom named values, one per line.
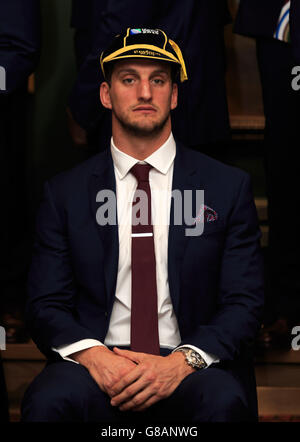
left=190, top=351, right=197, bottom=361
left=176, top=348, right=207, bottom=369
left=188, top=350, right=206, bottom=368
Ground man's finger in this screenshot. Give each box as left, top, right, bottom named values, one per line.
left=132, top=394, right=160, bottom=412
left=111, top=373, right=152, bottom=406
left=113, top=347, right=141, bottom=363
left=118, top=387, right=156, bottom=412
left=110, top=365, right=142, bottom=397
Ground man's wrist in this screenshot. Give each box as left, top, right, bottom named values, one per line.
left=167, top=351, right=196, bottom=375
left=172, top=345, right=219, bottom=368
left=173, top=347, right=207, bottom=370
left=71, top=345, right=110, bottom=367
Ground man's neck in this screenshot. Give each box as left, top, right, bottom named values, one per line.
left=112, top=120, right=172, bottom=160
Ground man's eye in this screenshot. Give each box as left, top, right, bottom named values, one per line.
left=123, top=78, right=135, bottom=84
left=152, top=78, right=165, bottom=85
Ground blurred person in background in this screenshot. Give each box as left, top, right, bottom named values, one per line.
left=235, top=0, right=300, bottom=350
left=0, top=0, right=40, bottom=375
left=67, top=0, right=232, bottom=155
left=0, top=0, right=40, bottom=422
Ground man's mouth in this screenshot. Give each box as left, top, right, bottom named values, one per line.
left=133, top=106, right=157, bottom=113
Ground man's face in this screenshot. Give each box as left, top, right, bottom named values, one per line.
left=100, top=59, right=178, bottom=137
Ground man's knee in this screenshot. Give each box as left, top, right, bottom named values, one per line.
left=21, top=381, right=74, bottom=422
left=167, top=368, right=251, bottom=422
left=21, top=361, right=104, bottom=422
left=202, top=386, right=249, bottom=422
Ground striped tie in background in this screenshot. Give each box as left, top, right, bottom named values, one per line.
left=274, top=0, right=291, bottom=42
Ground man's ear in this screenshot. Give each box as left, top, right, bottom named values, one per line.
left=100, top=81, right=112, bottom=109
left=171, top=82, right=178, bottom=110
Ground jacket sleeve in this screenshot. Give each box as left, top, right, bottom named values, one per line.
left=26, top=181, right=100, bottom=358
left=234, top=0, right=285, bottom=39
left=0, top=0, right=41, bottom=94
left=290, top=0, right=300, bottom=64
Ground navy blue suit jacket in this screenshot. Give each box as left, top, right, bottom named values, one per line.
left=235, top=0, right=300, bottom=65
left=27, top=142, right=264, bottom=416
left=234, top=0, right=285, bottom=39
left=235, top=0, right=300, bottom=61
left=68, top=0, right=231, bottom=146
left=290, top=0, right=300, bottom=63
left=0, top=0, right=41, bottom=94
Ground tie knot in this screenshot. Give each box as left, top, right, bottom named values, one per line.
left=130, top=163, right=152, bottom=183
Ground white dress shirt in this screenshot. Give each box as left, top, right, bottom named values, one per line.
left=54, top=133, right=218, bottom=367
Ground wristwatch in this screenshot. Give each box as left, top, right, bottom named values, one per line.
left=174, top=347, right=207, bottom=370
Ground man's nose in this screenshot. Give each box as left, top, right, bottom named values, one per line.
left=137, top=80, right=152, bottom=101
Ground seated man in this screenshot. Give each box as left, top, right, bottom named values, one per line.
left=21, top=28, right=264, bottom=423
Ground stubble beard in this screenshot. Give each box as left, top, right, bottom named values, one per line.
left=113, top=108, right=170, bottom=138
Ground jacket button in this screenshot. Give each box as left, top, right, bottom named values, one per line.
left=105, top=312, right=108, bottom=317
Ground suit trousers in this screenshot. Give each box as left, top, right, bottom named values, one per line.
left=21, top=355, right=251, bottom=423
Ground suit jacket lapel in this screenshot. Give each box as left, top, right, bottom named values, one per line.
left=89, top=149, right=119, bottom=311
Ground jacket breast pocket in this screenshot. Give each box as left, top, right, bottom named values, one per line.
left=183, top=225, right=225, bottom=280
left=188, top=219, right=225, bottom=238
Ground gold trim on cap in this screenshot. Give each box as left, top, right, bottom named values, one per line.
left=159, top=29, right=168, bottom=50
left=123, top=28, right=130, bottom=47
left=169, top=39, right=188, bottom=82
left=100, top=40, right=188, bottom=82
left=102, top=44, right=180, bottom=65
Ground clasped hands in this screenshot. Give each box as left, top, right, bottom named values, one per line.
left=73, top=346, right=195, bottom=412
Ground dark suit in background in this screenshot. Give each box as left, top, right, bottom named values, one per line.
left=290, top=0, right=300, bottom=63
left=68, top=0, right=231, bottom=151
left=0, top=0, right=40, bottom=94
left=235, top=0, right=300, bottom=338
left=0, top=0, right=38, bottom=422
left=0, top=1, right=41, bottom=418
left=70, top=0, right=94, bottom=69
left=234, top=0, right=284, bottom=39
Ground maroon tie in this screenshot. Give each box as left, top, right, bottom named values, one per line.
left=130, top=164, right=160, bottom=355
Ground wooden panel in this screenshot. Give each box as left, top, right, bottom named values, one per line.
left=255, top=349, right=300, bottom=365
left=256, top=365, right=300, bottom=387
left=1, top=341, right=45, bottom=361
left=28, top=74, right=35, bottom=94
left=257, top=387, right=300, bottom=415
left=225, top=0, right=265, bottom=131
left=260, top=225, right=268, bottom=248
left=3, top=360, right=46, bottom=422
left=255, top=198, right=268, bottom=221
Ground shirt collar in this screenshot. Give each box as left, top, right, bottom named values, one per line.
left=110, top=132, right=176, bottom=180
